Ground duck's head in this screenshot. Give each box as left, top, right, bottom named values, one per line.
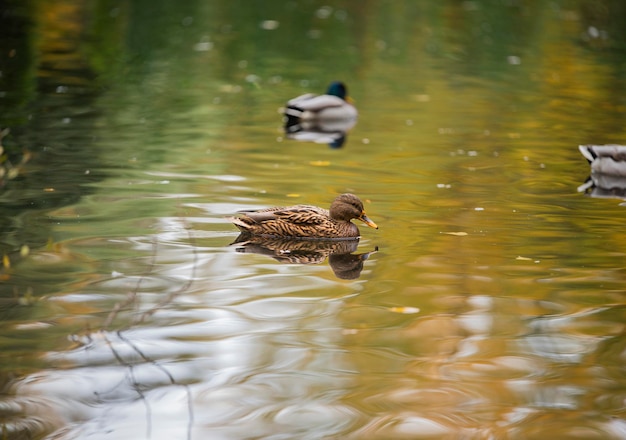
left=326, top=81, right=349, bottom=101
left=330, top=193, right=378, bottom=229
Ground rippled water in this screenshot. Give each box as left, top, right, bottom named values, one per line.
left=1, top=1, right=626, bottom=439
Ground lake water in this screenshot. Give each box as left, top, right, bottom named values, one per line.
left=1, top=1, right=626, bottom=439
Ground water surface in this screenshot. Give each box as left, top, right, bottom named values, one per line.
left=1, top=1, right=626, bottom=439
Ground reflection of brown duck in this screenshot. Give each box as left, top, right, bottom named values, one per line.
left=232, top=234, right=378, bottom=280
left=230, top=194, right=378, bottom=239
left=328, top=250, right=377, bottom=280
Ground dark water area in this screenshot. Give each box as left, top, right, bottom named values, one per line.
left=1, top=1, right=626, bottom=439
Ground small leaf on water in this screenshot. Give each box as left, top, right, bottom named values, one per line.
left=309, top=160, right=330, bottom=166
left=389, top=306, right=420, bottom=314
left=2, top=254, right=10, bottom=268
left=516, top=256, right=533, bottom=261
left=443, top=231, right=468, bottom=236
left=286, top=193, right=300, bottom=198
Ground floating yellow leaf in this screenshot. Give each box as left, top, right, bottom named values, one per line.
left=389, top=306, right=420, bottom=314
left=516, top=256, right=533, bottom=261
left=443, top=231, right=468, bottom=236
left=2, top=254, right=10, bottom=268
left=286, top=193, right=300, bottom=198
left=309, top=160, right=330, bottom=167
left=20, top=245, right=29, bottom=257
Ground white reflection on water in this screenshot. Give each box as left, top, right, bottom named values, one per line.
left=3, top=239, right=362, bottom=439
left=13, top=313, right=360, bottom=439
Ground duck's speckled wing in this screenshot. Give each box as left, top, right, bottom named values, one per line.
left=242, top=205, right=329, bottom=225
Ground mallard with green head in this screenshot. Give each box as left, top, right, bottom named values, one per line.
left=284, top=82, right=357, bottom=126
left=284, top=82, right=358, bottom=148
left=230, top=193, right=378, bottom=240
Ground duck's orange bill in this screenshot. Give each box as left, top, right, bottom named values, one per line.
left=359, top=213, right=378, bottom=229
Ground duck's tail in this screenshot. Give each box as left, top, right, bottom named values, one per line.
left=284, top=106, right=304, bottom=133
left=284, top=105, right=304, bottom=118
left=228, top=216, right=252, bottom=232
left=579, top=145, right=596, bottom=163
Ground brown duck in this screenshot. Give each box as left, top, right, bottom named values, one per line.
left=230, top=193, right=378, bottom=239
